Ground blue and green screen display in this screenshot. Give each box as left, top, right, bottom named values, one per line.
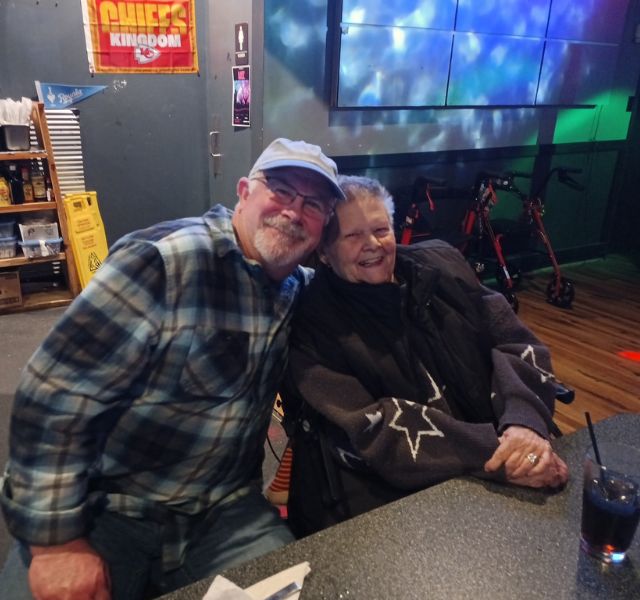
left=336, top=0, right=629, bottom=108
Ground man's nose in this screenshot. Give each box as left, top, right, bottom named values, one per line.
left=279, top=195, right=305, bottom=221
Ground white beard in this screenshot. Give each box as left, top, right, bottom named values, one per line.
left=253, top=215, right=313, bottom=268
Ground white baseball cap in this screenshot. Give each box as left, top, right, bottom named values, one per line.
left=249, top=138, right=346, bottom=200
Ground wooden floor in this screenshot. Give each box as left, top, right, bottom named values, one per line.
left=514, top=253, right=640, bottom=435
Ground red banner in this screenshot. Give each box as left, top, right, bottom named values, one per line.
left=81, top=0, right=199, bottom=73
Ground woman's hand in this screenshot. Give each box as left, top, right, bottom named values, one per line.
left=29, top=538, right=111, bottom=600
left=484, top=425, right=569, bottom=488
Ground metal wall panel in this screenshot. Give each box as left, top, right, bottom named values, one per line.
left=30, top=110, right=86, bottom=198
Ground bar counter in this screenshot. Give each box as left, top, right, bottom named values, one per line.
left=161, top=413, right=640, bottom=599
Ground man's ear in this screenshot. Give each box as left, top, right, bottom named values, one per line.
left=236, top=177, right=251, bottom=207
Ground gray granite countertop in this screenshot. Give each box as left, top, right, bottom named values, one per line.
left=161, top=413, right=640, bottom=599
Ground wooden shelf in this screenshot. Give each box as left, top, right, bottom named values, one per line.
left=0, top=252, right=66, bottom=269
left=0, top=288, right=73, bottom=314
left=0, top=149, right=47, bottom=161
left=0, top=102, right=81, bottom=312
left=0, top=202, right=57, bottom=214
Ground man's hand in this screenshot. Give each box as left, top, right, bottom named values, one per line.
left=484, top=425, right=569, bottom=488
left=29, top=538, right=111, bottom=600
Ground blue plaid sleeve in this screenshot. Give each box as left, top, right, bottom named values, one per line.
left=0, top=239, right=167, bottom=545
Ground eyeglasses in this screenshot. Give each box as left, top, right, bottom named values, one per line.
left=252, top=175, right=336, bottom=220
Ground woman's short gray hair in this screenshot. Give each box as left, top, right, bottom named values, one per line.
left=322, top=175, right=395, bottom=247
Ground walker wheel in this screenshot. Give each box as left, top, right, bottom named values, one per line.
left=546, top=277, right=574, bottom=308
left=473, top=261, right=486, bottom=275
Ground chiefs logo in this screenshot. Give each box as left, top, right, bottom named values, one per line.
left=134, top=44, right=161, bottom=64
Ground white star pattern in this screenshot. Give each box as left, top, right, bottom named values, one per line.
left=389, top=397, right=444, bottom=461
left=337, top=447, right=364, bottom=467
left=425, top=370, right=442, bottom=403
left=520, top=345, right=554, bottom=382
left=364, top=410, right=383, bottom=432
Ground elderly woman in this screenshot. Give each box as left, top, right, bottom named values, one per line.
left=281, top=175, right=569, bottom=537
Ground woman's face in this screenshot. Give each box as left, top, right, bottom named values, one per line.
left=323, top=193, right=396, bottom=284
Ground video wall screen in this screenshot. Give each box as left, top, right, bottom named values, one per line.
left=333, top=0, right=629, bottom=108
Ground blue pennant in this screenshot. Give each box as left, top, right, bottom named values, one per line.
left=35, top=81, right=107, bottom=109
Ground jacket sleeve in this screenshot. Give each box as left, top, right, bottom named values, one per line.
left=286, top=341, right=501, bottom=491
left=416, top=242, right=559, bottom=439
left=479, top=289, right=559, bottom=438
left=0, top=240, right=166, bottom=546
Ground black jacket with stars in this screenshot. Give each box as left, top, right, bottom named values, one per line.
left=282, top=240, right=559, bottom=534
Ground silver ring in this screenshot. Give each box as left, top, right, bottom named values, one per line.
left=527, top=452, right=539, bottom=466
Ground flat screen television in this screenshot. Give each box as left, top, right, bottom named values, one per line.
left=330, top=0, right=629, bottom=109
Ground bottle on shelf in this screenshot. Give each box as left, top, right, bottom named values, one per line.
left=7, top=163, right=24, bottom=204
left=21, top=164, right=34, bottom=203
left=0, top=169, right=11, bottom=206
left=45, top=172, right=53, bottom=202
left=31, top=160, right=47, bottom=201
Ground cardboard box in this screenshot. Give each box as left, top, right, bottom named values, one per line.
left=0, top=271, right=22, bottom=308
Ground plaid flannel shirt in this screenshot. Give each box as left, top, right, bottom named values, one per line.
left=0, top=205, right=311, bottom=569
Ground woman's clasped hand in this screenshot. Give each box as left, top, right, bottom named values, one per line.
left=484, top=425, right=569, bottom=488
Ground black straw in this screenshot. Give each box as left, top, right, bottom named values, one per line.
left=585, top=411, right=603, bottom=466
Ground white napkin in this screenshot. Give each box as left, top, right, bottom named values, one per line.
left=0, top=97, right=32, bottom=125
left=202, top=576, right=252, bottom=600
left=203, top=562, right=311, bottom=600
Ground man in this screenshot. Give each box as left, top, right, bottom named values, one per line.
left=0, top=138, right=344, bottom=599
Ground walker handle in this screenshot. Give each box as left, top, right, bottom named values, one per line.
left=557, top=167, right=585, bottom=191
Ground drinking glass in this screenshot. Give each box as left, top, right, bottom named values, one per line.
left=581, top=442, right=640, bottom=563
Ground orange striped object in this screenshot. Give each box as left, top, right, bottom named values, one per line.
left=265, top=446, right=292, bottom=507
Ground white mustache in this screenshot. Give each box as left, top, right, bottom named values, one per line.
left=263, top=215, right=308, bottom=242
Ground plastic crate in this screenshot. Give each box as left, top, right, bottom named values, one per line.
left=18, top=237, right=62, bottom=258
left=18, top=221, right=59, bottom=242
left=0, top=236, right=17, bottom=258
left=0, top=219, right=16, bottom=238
left=19, top=259, right=66, bottom=293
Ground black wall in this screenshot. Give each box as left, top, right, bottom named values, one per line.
left=608, top=73, right=640, bottom=255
